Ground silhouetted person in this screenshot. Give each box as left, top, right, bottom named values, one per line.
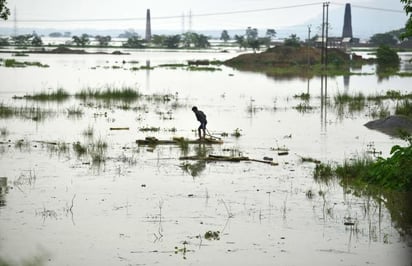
left=192, top=106, right=207, bottom=139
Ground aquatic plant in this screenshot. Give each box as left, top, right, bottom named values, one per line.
left=314, top=163, right=334, bottom=184
left=231, top=128, right=242, bottom=138
left=72, top=142, right=87, bottom=157
left=293, top=92, right=310, bottom=101
left=395, top=99, right=412, bottom=117
left=294, top=102, right=315, bottom=113
left=204, top=230, right=220, bottom=240
left=139, top=126, right=160, bottom=132
left=82, top=125, right=94, bottom=137
left=75, top=86, right=141, bottom=102
left=0, top=127, right=9, bottom=136
left=24, top=88, right=70, bottom=102
left=0, top=104, right=54, bottom=121
left=316, top=134, right=412, bottom=191
left=4, top=58, right=49, bottom=68
left=66, top=106, right=84, bottom=117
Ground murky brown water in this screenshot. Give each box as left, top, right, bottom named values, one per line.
left=0, top=48, right=411, bottom=265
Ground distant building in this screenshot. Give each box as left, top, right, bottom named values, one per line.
left=145, top=9, right=151, bottom=42
left=342, top=3, right=353, bottom=39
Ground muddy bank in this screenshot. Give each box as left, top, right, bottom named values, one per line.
left=364, top=115, right=412, bottom=136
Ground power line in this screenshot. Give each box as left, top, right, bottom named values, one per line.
left=331, top=2, right=404, bottom=14
left=14, top=2, right=324, bottom=23
left=11, top=1, right=404, bottom=24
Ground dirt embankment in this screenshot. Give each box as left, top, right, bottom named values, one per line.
left=364, top=115, right=412, bottom=136
left=224, top=46, right=370, bottom=74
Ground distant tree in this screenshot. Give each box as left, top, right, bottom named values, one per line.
left=163, top=35, right=181, bottom=49
left=245, top=27, right=258, bottom=42
left=0, top=37, right=9, bottom=46
left=181, top=32, right=210, bottom=48
left=194, top=33, right=210, bottom=48
left=260, top=37, right=271, bottom=48
left=123, top=36, right=144, bottom=48
left=72, top=34, right=90, bottom=47
left=234, top=34, right=246, bottom=49
left=0, top=0, right=10, bottom=20
left=266, top=29, right=276, bottom=39
left=370, top=33, right=397, bottom=46
left=12, top=34, right=31, bottom=46
left=31, top=36, right=43, bottom=46
left=400, top=0, right=412, bottom=39
left=95, top=35, right=111, bottom=46
left=220, top=30, right=230, bottom=42
left=152, top=34, right=166, bottom=46
left=63, top=32, right=71, bottom=37
left=284, top=34, right=301, bottom=47
left=376, top=45, right=400, bottom=66
left=118, top=29, right=138, bottom=38
left=245, top=27, right=260, bottom=51
left=49, top=32, right=63, bottom=38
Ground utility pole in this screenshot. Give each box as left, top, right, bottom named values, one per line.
left=13, top=7, right=17, bottom=37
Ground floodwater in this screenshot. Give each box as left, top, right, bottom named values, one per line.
left=0, top=48, right=411, bottom=266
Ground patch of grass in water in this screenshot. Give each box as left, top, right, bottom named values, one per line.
left=75, top=86, right=141, bottom=102
left=4, top=58, right=49, bottom=68
left=0, top=127, right=9, bottom=136
left=293, top=92, right=310, bottom=100
left=66, top=106, right=84, bottom=117
left=0, top=104, right=54, bottom=121
left=294, top=102, right=315, bottom=113
left=395, top=99, right=412, bottom=117
left=24, top=88, right=70, bottom=102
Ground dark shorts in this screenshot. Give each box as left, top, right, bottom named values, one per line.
left=199, top=121, right=207, bottom=130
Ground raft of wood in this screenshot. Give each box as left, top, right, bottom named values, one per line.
left=180, top=154, right=278, bottom=166
left=136, top=136, right=223, bottom=146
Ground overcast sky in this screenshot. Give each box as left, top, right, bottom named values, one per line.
left=0, top=0, right=408, bottom=38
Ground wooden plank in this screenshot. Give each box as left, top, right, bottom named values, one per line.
left=136, top=136, right=223, bottom=146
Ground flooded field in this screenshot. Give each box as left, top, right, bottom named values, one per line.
left=0, top=48, right=411, bottom=265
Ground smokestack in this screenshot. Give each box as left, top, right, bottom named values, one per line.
left=145, top=9, right=151, bottom=42
left=342, top=3, right=353, bottom=38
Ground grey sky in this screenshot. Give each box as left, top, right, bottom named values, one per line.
left=0, top=0, right=408, bottom=39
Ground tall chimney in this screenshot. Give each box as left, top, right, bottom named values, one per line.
left=342, top=3, right=353, bottom=38
left=145, top=9, right=151, bottom=42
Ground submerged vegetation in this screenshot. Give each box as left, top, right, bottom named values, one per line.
left=75, top=86, right=141, bottom=102
left=3, top=58, right=49, bottom=68
left=315, top=134, right=412, bottom=191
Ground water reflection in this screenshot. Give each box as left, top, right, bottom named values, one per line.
left=320, top=75, right=328, bottom=133
left=0, top=177, right=8, bottom=207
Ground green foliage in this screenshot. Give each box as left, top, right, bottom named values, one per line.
left=75, top=86, right=141, bottom=102
left=376, top=45, right=400, bottom=66
left=0, top=37, right=9, bottom=46
left=367, top=137, right=412, bottom=190
left=318, top=135, right=412, bottom=191
left=284, top=34, right=301, bottom=47
left=72, top=34, right=90, bottom=47
left=220, top=30, right=230, bottom=42
left=0, top=0, right=10, bottom=20
left=31, top=36, right=43, bottom=46
left=95, top=35, right=111, bottom=46
left=163, top=35, right=181, bottom=49
left=123, top=36, right=144, bottom=48
left=400, top=0, right=412, bottom=39
left=395, top=99, right=412, bottom=117
left=369, top=33, right=398, bottom=46
left=181, top=32, right=210, bottom=48
left=24, top=88, right=70, bottom=102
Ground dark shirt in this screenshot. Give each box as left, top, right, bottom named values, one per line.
left=194, top=110, right=207, bottom=123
